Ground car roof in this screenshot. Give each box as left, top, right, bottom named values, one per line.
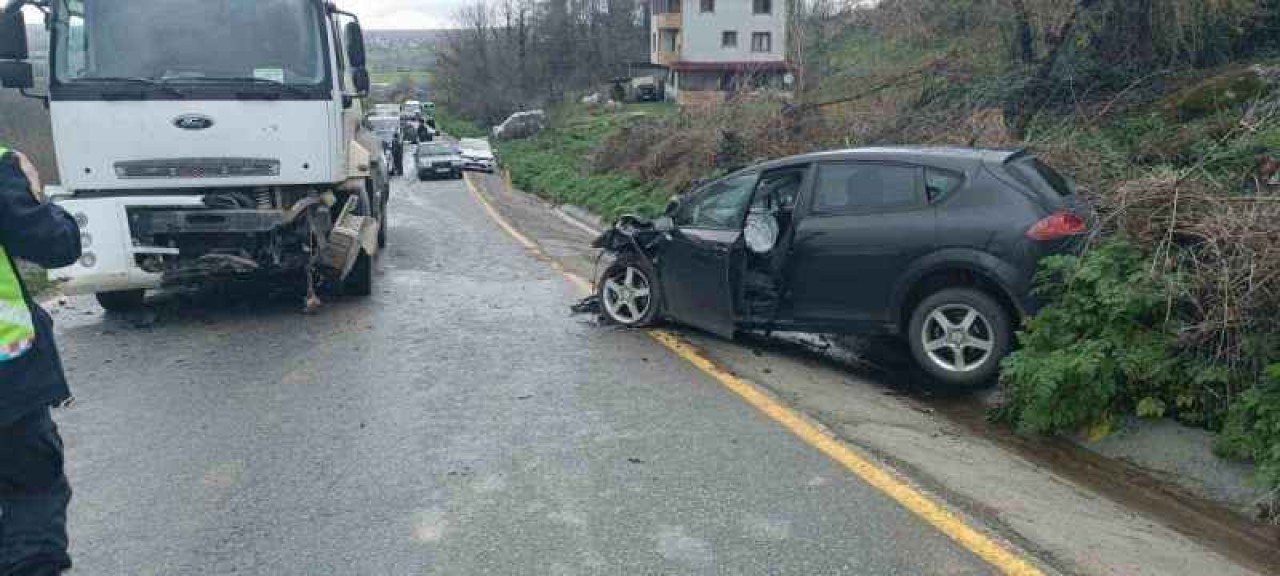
left=744, top=146, right=1023, bottom=174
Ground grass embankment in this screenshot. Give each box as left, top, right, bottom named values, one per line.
left=487, top=48, right=1280, bottom=505
left=494, top=103, right=678, bottom=221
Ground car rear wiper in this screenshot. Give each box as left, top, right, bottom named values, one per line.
left=71, top=77, right=186, bottom=98
left=162, top=77, right=312, bottom=98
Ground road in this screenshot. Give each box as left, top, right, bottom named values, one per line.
left=46, top=172, right=1000, bottom=574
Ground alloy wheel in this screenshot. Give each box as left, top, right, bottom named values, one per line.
left=602, top=265, right=653, bottom=325
left=920, top=304, right=995, bottom=373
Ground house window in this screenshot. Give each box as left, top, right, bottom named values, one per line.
left=653, top=0, right=681, bottom=14
left=722, top=31, right=737, bottom=48
left=751, top=32, right=771, bottom=52
left=753, top=0, right=772, bottom=14
left=701, top=0, right=715, bottom=13
left=659, top=29, right=679, bottom=53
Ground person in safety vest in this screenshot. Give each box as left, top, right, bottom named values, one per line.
left=0, top=147, right=81, bottom=575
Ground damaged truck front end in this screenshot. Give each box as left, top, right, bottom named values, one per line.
left=52, top=183, right=379, bottom=306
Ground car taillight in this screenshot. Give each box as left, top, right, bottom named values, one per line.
left=1026, top=212, right=1086, bottom=241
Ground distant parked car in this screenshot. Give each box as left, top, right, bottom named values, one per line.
left=586, top=147, right=1090, bottom=387
left=458, top=138, right=496, bottom=173
left=492, top=110, right=546, bottom=141
left=414, top=141, right=464, bottom=180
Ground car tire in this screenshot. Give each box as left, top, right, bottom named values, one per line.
left=597, top=256, right=661, bottom=328
left=907, top=288, right=1011, bottom=388
left=96, top=289, right=146, bottom=312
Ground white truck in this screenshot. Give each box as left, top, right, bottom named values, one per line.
left=0, top=0, right=390, bottom=311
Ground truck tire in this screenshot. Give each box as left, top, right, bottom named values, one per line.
left=344, top=249, right=373, bottom=296
left=96, top=289, right=146, bottom=312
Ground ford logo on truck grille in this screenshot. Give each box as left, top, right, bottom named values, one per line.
left=173, top=114, right=214, bottom=130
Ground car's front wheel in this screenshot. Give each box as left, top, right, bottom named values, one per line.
left=908, top=288, right=1011, bottom=388
left=598, top=257, right=661, bottom=328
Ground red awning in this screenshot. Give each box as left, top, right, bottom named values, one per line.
left=669, top=61, right=791, bottom=72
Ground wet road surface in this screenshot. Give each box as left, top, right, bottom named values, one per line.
left=48, top=173, right=997, bottom=574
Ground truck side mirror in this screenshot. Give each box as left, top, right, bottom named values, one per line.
left=0, top=61, right=33, bottom=89
left=351, top=67, right=370, bottom=96
left=0, top=7, right=29, bottom=61
left=344, top=21, right=367, bottom=69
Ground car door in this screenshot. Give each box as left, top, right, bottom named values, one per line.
left=785, top=162, right=936, bottom=331
left=659, top=172, right=759, bottom=338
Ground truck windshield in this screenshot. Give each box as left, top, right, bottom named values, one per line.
left=54, top=0, right=327, bottom=86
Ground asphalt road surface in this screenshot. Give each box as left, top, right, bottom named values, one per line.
left=46, top=172, right=998, bottom=574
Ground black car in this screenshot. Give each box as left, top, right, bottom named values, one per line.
left=592, top=147, right=1089, bottom=386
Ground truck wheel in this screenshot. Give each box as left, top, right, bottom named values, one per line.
left=344, top=250, right=373, bottom=297
left=908, top=288, right=1011, bottom=388
left=378, top=201, right=389, bottom=249
left=96, top=289, right=146, bottom=312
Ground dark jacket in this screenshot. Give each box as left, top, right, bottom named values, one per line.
left=0, top=152, right=82, bottom=427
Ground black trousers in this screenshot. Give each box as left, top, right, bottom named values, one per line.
left=0, top=408, right=71, bottom=576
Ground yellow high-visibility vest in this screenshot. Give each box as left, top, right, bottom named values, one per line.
left=0, top=146, right=36, bottom=362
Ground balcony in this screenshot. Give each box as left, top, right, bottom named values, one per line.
left=654, top=12, right=682, bottom=30
left=653, top=49, right=680, bottom=67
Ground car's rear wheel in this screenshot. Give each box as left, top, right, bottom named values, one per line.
left=908, top=288, right=1011, bottom=387
left=96, top=289, right=146, bottom=312
left=598, top=257, right=661, bottom=327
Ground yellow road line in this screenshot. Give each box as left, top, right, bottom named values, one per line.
left=463, top=174, right=1044, bottom=576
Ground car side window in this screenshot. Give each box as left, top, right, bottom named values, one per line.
left=925, top=168, right=964, bottom=202
left=811, top=163, right=922, bottom=215
left=675, top=173, right=759, bottom=229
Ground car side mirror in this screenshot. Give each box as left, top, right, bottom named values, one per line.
left=664, top=196, right=681, bottom=216
left=0, top=7, right=29, bottom=61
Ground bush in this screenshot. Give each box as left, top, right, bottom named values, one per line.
left=1219, top=364, right=1280, bottom=490
left=998, top=239, right=1184, bottom=434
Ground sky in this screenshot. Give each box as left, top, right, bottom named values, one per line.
left=22, top=1, right=466, bottom=31
left=329, top=0, right=466, bottom=30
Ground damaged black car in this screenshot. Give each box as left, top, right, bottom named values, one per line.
left=582, top=147, right=1090, bottom=387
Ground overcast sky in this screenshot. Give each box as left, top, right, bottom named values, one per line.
left=332, top=0, right=467, bottom=30
left=23, top=1, right=467, bottom=31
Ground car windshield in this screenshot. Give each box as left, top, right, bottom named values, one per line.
left=368, top=117, right=399, bottom=135
left=54, top=0, right=326, bottom=85
left=419, top=143, right=456, bottom=156
left=460, top=139, right=491, bottom=152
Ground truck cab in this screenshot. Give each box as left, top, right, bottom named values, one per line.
left=0, top=0, right=389, bottom=310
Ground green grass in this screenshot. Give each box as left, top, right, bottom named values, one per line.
left=496, top=103, right=676, bottom=221
left=435, top=108, right=488, bottom=139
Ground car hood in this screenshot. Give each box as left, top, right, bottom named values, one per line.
left=417, top=154, right=461, bottom=162
left=462, top=150, right=494, bottom=160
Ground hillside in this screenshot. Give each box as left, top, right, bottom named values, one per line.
left=487, top=0, right=1280, bottom=507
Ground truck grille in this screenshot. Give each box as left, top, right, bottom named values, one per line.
left=115, top=158, right=281, bottom=179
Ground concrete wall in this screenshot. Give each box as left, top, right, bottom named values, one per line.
left=678, top=0, right=785, bottom=63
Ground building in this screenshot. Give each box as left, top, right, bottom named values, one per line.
left=649, top=0, right=790, bottom=106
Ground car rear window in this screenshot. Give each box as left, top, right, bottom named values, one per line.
left=1009, top=157, right=1074, bottom=197
left=925, top=168, right=963, bottom=202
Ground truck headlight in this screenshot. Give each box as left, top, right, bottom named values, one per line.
left=81, top=232, right=92, bottom=249
left=79, top=252, right=97, bottom=268
left=74, top=212, right=89, bottom=228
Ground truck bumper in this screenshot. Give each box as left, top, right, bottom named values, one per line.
left=49, top=195, right=206, bottom=295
